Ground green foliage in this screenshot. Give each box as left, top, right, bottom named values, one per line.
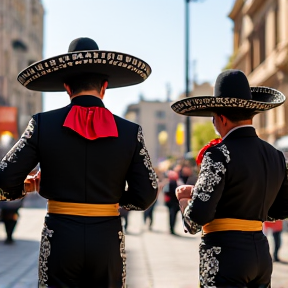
left=223, top=50, right=237, bottom=70
left=191, top=121, right=219, bottom=157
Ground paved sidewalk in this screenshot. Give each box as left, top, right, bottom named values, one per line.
left=0, top=200, right=287, bottom=288
left=125, top=207, right=288, bottom=288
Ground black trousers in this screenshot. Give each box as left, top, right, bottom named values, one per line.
left=1, top=208, right=19, bottom=241
left=143, top=202, right=156, bottom=227
left=167, top=203, right=180, bottom=233
left=38, top=214, right=125, bottom=288
left=199, top=231, right=272, bottom=288
left=272, top=231, right=282, bottom=261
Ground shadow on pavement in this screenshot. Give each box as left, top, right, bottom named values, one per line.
left=0, top=239, right=39, bottom=288
left=22, top=192, right=47, bottom=209
left=275, top=259, right=288, bottom=265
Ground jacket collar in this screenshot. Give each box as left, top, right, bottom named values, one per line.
left=224, top=126, right=257, bottom=140
left=70, top=95, right=105, bottom=108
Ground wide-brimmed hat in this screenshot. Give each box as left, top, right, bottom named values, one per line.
left=171, top=69, right=286, bottom=117
left=17, top=37, right=152, bottom=92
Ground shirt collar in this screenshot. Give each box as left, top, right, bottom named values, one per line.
left=222, top=125, right=254, bottom=140
left=71, top=95, right=105, bottom=108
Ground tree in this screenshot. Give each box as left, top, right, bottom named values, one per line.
left=191, top=122, right=219, bottom=158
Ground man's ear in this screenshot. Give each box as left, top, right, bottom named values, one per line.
left=100, top=81, right=109, bottom=98
left=64, top=83, right=73, bottom=96
left=221, top=115, right=228, bottom=126
left=102, top=80, right=108, bottom=90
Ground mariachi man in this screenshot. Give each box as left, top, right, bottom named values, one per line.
left=0, top=37, right=158, bottom=288
left=173, top=69, right=288, bottom=288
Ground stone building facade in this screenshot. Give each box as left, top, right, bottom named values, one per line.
left=124, top=82, right=213, bottom=165
left=125, top=99, right=185, bottom=166
left=228, top=0, right=288, bottom=144
left=0, top=0, right=44, bottom=134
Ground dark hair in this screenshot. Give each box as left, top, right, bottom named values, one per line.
left=64, top=73, right=108, bottom=95
left=216, top=108, right=256, bottom=122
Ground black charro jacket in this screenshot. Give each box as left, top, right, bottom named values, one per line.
left=183, top=126, right=288, bottom=234
left=0, top=96, right=158, bottom=210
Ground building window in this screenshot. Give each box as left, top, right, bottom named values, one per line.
left=27, top=101, right=35, bottom=116
left=285, top=105, right=288, bottom=132
left=260, top=113, right=266, bottom=130
left=249, top=33, right=254, bottom=72
left=275, top=1, right=279, bottom=47
left=155, top=110, right=165, bottom=119
left=259, top=21, right=266, bottom=64
left=156, top=124, right=166, bottom=135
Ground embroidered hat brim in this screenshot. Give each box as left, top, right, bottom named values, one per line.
left=171, top=87, right=286, bottom=117
left=17, top=50, right=151, bottom=92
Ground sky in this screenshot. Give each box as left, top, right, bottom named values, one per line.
left=41, top=0, right=235, bottom=117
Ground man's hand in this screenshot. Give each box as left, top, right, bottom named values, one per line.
left=179, top=198, right=191, bottom=214
left=175, top=185, right=194, bottom=201
left=24, top=170, right=41, bottom=193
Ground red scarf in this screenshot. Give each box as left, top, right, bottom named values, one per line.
left=196, top=138, right=222, bottom=166
left=63, top=105, right=118, bottom=140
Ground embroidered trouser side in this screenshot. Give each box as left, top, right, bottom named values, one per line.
left=199, top=230, right=272, bottom=288
left=38, top=214, right=125, bottom=288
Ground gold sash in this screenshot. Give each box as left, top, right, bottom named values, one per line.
left=47, top=200, right=120, bottom=217
left=203, top=218, right=262, bottom=234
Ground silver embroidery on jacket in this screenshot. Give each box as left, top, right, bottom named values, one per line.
left=137, top=127, right=158, bottom=189
left=0, top=118, right=36, bottom=171
left=39, top=224, right=54, bottom=286
left=121, top=204, right=142, bottom=211
left=199, top=245, right=221, bottom=287
left=217, top=145, right=230, bottom=163
left=183, top=144, right=230, bottom=234
left=118, top=231, right=127, bottom=288
left=183, top=213, right=202, bottom=235
left=0, top=188, right=7, bottom=200
left=193, top=144, right=230, bottom=202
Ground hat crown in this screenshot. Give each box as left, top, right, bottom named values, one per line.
left=214, top=69, right=252, bottom=100
left=68, top=37, right=99, bottom=52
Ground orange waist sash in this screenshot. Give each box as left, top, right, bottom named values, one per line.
left=203, top=218, right=263, bottom=234
left=47, top=200, right=120, bottom=217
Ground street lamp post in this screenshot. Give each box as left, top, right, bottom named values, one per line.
left=184, top=0, right=203, bottom=154
left=185, top=0, right=191, bottom=154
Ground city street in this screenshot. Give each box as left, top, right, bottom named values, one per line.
left=0, top=194, right=287, bottom=288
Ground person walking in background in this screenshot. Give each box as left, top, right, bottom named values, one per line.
left=173, top=69, right=288, bottom=287
left=0, top=37, right=158, bottom=288
left=0, top=164, right=40, bottom=244
left=143, top=167, right=160, bottom=231
left=263, top=220, right=284, bottom=262
left=185, top=165, right=198, bottom=186
left=179, top=162, right=192, bottom=184
left=143, top=200, right=156, bottom=230
left=0, top=199, right=23, bottom=244
left=119, top=207, right=130, bottom=233
left=163, top=170, right=183, bottom=235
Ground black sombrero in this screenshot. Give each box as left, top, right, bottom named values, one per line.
left=17, top=37, right=152, bottom=92
left=171, top=69, right=286, bottom=117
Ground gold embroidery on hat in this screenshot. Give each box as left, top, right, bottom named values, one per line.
left=19, top=50, right=151, bottom=88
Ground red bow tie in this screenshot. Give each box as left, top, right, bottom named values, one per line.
left=63, top=105, right=118, bottom=140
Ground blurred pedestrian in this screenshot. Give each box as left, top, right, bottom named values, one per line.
left=143, top=200, right=156, bottom=230
left=163, top=170, right=183, bottom=235
left=0, top=37, right=158, bottom=288
left=119, top=207, right=130, bottom=233
left=0, top=199, right=23, bottom=244
left=185, top=166, right=198, bottom=185
left=173, top=69, right=288, bottom=287
left=263, top=220, right=283, bottom=262
left=179, top=161, right=192, bottom=184
left=0, top=165, right=40, bottom=244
